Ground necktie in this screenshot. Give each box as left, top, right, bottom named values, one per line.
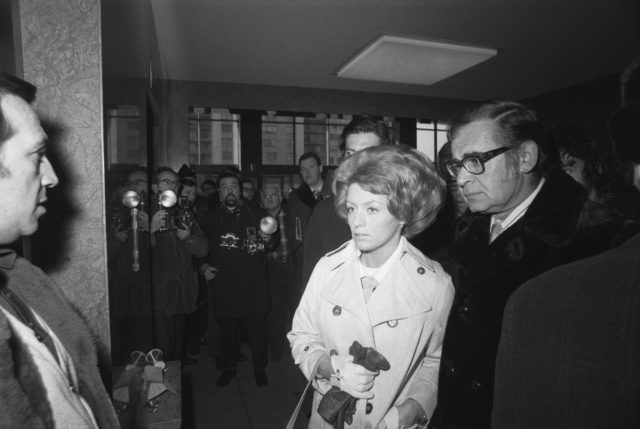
left=313, top=189, right=321, bottom=200
left=490, top=220, right=503, bottom=243
left=361, top=276, right=378, bottom=303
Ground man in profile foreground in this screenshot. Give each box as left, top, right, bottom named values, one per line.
left=0, top=73, right=118, bottom=427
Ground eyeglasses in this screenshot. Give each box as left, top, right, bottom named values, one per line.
left=128, top=179, right=147, bottom=186
left=159, top=178, right=178, bottom=186
left=445, top=146, right=513, bottom=178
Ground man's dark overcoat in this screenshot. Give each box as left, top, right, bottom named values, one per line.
left=201, top=203, right=274, bottom=320
left=492, top=232, right=640, bottom=429
left=435, top=171, right=589, bottom=429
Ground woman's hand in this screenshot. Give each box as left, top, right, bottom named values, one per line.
left=380, top=399, right=425, bottom=429
left=331, top=354, right=378, bottom=399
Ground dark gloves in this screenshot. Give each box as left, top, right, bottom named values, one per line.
left=317, top=341, right=390, bottom=428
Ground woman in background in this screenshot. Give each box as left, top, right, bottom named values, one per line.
left=289, top=145, right=454, bottom=428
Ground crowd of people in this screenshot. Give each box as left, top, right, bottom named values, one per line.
left=1, top=57, right=639, bottom=428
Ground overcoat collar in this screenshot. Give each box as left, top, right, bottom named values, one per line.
left=451, top=170, right=586, bottom=271
left=320, top=239, right=434, bottom=326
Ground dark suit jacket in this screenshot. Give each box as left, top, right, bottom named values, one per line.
left=200, top=203, right=275, bottom=319
left=492, top=232, right=640, bottom=429
left=435, top=171, right=589, bottom=429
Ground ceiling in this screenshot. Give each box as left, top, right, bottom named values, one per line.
left=102, top=0, right=640, bottom=101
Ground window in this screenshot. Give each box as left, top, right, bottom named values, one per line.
left=261, top=112, right=352, bottom=166
left=261, top=113, right=296, bottom=166
left=189, top=107, right=240, bottom=166
left=417, top=120, right=449, bottom=161
left=105, top=104, right=143, bottom=167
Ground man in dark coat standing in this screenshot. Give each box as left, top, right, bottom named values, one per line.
left=492, top=58, right=640, bottom=429
left=434, top=100, right=591, bottom=429
left=200, top=170, right=277, bottom=387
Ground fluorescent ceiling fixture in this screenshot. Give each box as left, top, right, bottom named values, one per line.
left=335, top=33, right=498, bottom=86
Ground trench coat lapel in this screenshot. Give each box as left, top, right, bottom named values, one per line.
left=320, top=255, right=371, bottom=326
left=319, top=244, right=434, bottom=327
left=367, top=257, right=432, bottom=327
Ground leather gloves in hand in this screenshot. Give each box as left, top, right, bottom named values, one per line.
left=318, top=341, right=390, bottom=428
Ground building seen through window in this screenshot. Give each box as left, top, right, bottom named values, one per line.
left=189, top=107, right=241, bottom=166
left=261, top=112, right=351, bottom=167
left=417, top=119, right=449, bottom=161
left=105, top=104, right=143, bottom=168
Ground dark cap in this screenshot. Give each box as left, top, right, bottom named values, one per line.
left=177, top=164, right=195, bottom=180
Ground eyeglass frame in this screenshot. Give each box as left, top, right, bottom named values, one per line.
left=445, top=145, right=515, bottom=178
left=158, top=178, right=178, bottom=186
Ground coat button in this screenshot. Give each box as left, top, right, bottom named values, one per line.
left=417, top=267, right=425, bottom=275
left=387, top=320, right=398, bottom=328
left=303, top=345, right=309, bottom=352
left=444, top=360, right=459, bottom=376
left=471, top=380, right=483, bottom=391
left=366, top=402, right=373, bottom=414
left=332, top=306, right=342, bottom=316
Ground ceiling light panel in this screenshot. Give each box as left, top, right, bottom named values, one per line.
left=335, top=33, right=498, bottom=86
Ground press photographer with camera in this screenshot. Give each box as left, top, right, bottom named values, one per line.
left=108, top=166, right=154, bottom=365
left=150, top=167, right=208, bottom=363
left=199, top=170, right=279, bottom=387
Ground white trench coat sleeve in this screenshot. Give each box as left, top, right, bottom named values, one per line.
left=288, top=238, right=454, bottom=428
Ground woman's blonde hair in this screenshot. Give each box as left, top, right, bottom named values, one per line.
left=333, top=144, right=445, bottom=238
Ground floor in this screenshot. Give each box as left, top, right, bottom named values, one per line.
left=181, top=345, right=312, bottom=429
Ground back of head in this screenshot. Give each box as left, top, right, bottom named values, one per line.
left=448, top=100, right=552, bottom=177
left=609, top=57, right=640, bottom=163
left=339, top=116, right=393, bottom=152
left=333, top=144, right=445, bottom=238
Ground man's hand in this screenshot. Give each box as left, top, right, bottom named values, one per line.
left=176, top=222, right=191, bottom=241
left=200, top=264, right=218, bottom=281
left=330, top=354, right=378, bottom=399
left=114, top=228, right=129, bottom=243
left=137, top=211, right=150, bottom=232
left=150, top=211, right=165, bottom=233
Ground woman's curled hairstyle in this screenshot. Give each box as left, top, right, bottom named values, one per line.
left=333, top=144, right=446, bottom=238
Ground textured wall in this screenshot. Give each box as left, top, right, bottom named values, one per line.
left=18, top=0, right=110, bottom=359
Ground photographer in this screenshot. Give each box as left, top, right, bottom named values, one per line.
left=108, top=166, right=153, bottom=364
left=150, top=167, right=208, bottom=363
left=199, top=170, right=278, bottom=387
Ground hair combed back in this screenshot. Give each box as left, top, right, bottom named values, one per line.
left=339, top=116, right=394, bottom=152
left=448, top=100, right=553, bottom=176
left=0, top=74, right=38, bottom=158
left=333, top=144, right=445, bottom=238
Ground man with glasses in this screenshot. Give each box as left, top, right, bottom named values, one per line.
left=434, top=101, right=589, bottom=429
left=149, top=167, right=208, bottom=364
left=261, top=183, right=295, bottom=362
left=109, top=166, right=153, bottom=365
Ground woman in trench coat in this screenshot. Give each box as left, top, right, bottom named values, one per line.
left=289, top=145, right=455, bottom=429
